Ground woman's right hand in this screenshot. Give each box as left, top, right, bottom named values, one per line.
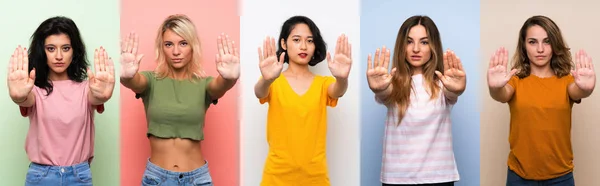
left=120, top=32, right=144, bottom=79
left=7, top=46, right=35, bottom=102
left=367, top=46, right=396, bottom=93
left=258, top=36, right=284, bottom=82
left=487, top=47, right=517, bottom=89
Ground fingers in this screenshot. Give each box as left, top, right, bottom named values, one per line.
left=502, top=47, right=509, bottom=67
left=132, top=32, right=139, bottom=55
left=107, top=58, right=115, bottom=76
left=456, top=55, right=464, bottom=71
left=232, top=40, right=239, bottom=57
left=383, top=48, right=391, bottom=70
left=344, top=35, right=349, bottom=55
left=126, top=32, right=134, bottom=53
left=435, top=70, right=447, bottom=85
left=336, top=35, right=342, bottom=54
left=390, top=67, right=397, bottom=76
left=270, top=37, right=277, bottom=56
left=348, top=43, right=352, bottom=58
left=22, top=47, right=29, bottom=71
left=258, top=47, right=264, bottom=62
left=94, top=48, right=100, bottom=74
left=101, top=47, right=107, bottom=72
left=367, top=53, right=372, bottom=70
left=217, top=35, right=225, bottom=56
left=11, top=47, right=18, bottom=72
left=17, top=46, right=23, bottom=72
left=374, top=48, right=380, bottom=67
left=87, top=68, right=95, bottom=83
left=265, top=37, right=272, bottom=57
left=443, top=51, right=450, bottom=71
left=215, top=53, right=221, bottom=65
left=278, top=52, right=285, bottom=65
left=29, top=68, right=36, bottom=81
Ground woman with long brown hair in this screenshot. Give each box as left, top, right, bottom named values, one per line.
left=367, top=15, right=466, bottom=186
left=488, top=15, right=595, bottom=185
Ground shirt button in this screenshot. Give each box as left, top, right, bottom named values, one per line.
left=61, top=168, right=65, bottom=173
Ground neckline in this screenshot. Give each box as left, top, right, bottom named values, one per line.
left=280, top=74, right=318, bottom=97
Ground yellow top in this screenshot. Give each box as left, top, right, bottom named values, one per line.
left=259, top=74, right=338, bottom=186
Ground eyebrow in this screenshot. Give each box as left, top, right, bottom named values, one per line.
left=292, top=35, right=313, bottom=38
left=44, top=44, right=71, bottom=47
left=408, top=37, right=428, bottom=40
left=526, top=37, right=549, bottom=40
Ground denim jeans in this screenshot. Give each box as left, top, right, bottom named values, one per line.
left=506, top=168, right=575, bottom=186
left=25, top=161, right=93, bottom=186
left=141, top=159, right=213, bottom=186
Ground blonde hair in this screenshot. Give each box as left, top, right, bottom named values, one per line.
left=154, top=14, right=206, bottom=79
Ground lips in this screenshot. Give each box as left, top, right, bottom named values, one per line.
left=172, top=58, right=183, bottom=63
left=54, top=63, right=65, bottom=67
left=535, top=55, right=545, bottom=59
left=298, top=53, right=308, bottom=59
left=410, top=55, right=422, bottom=61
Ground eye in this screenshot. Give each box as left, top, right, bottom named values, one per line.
left=62, top=47, right=71, bottom=52
left=308, top=39, right=314, bottom=43
left=407, top=40, right=413, bottom=44
left=293, top=38, right=300, bottom=42
left=46, top=47, right=55, bottom=52
left=180, top=42, right=188, bottom=46
left=528, top=40, right=536, bottom=44
left=421, top=41, right=429, bottom=45
left=543, top=40, right=550, bottom=44
left=165, top=43, right=173, bottom=47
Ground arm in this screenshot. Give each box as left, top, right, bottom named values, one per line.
left=327, top=77, right=348, bottom=98
left=12, top=91, right=35, bottom=107
left=120, top=72, right=148, bottom=94
left=489, top=84, right=515, bottom=103
left=568, top=49, right=596, bottom=101
left=568, top=82, right=593, bottom=101
left=254, top=77, right=274, bottom=99
left=207, top=75, right=237, bottom=100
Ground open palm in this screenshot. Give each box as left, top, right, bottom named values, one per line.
left=367, top=46, right=396, bottom=92
left=327, top=34, right=352, bottom=79
left=7, top=46, right=35, bottom=100
left=572, top=49, right=595, bottom=91
left=487, top=47, right=517, bottom=89
left=89, top=47, right=115, bottom=100
left=216, top=33, right=240, bottom=80
left=258, top=36, right=284, bottom=81
left=435, top=50, right=466, bottom=93
left=120, top=32, right=144, bottom=78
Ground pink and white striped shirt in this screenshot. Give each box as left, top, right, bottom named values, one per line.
left=379, top=74, right=460, bottom=184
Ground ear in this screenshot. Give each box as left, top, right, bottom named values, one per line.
left=280, top=38, right=287, bottom=50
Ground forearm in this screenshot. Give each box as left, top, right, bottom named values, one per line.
left=254, top=77, right=273, bottom=99
left=120, top=72, right=146, bottom=94
left=208, top=75, right=237, bottom=100
left=328, top=78, right=348, bottom=98
left=489, top=85, right=512, bottom=103
left=568, top=83, right=594, bottom=100
left=12, top=91, right=35, bottom=107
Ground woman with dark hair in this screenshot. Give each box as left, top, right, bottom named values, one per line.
left=488, top=15, right=595, bottom=185
left=254, top=15, right=352, bottom=185
left=7, top=16, right=115, bottom=185
left=367, top=15, right=465, bottom=186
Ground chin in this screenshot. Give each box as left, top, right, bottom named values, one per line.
left=408, top=61, right=425, bottom=68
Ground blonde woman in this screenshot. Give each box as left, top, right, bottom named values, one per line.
left=120, top=14, right=239, bottom=186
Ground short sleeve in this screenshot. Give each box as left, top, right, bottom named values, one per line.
left=323, top=76, right=338, bottom=107
left=258, top=76, right=272, bottom=104
left=564, top=75, right=582, bottom=104
left=204, top=76, right=218, bottom=106
left=507, top=75, right=518, bottom=91
left=135, top=71, right=155, bottom=99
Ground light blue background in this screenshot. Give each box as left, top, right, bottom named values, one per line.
left=359, top=1, right=480, bottom=185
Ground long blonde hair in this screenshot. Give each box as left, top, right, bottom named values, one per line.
left=385, top=15, right=444, bottom=124
left=154, top=14, right=206, bottom=79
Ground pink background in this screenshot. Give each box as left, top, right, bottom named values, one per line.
left=120, top=0, right=240, bottom=185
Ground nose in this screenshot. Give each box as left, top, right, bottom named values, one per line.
left=536, top=43, right=544, bottom=53
left=300, top=40, right=307, bottom=50
left=173, top=46, right=181, bottom=56
left=56, top=50, right=63, bottom=61
left=412, top=43, right=420, bottom=53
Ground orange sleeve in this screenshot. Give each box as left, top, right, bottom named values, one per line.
left=323, top=76, right=338, bottom=107
left=507, top=75, right=518, bottom=91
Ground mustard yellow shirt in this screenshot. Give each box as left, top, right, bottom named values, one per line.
left=259, top=74, right=338, bottom=186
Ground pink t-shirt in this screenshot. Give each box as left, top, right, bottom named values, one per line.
left=379, top=74, right=460, bottom=184
left=20, top=80, right=103, bottom=166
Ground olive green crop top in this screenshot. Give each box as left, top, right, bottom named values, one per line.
left=137, top=71, right=216, bottom=140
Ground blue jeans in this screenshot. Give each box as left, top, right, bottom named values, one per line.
left=506, top=168, right=574, bottom=186
left=142, top=159, right=213, bottom=186
left=25, top=161, right=93, bottom=186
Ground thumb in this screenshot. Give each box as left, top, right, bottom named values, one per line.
left=136, top=54, right=144, bottom=64
left=326, top=52, right=332, bottom=63
left=508, top=69, right=518, bottom=78
left=389, top=67, right=397, bottom=76
left=87, top=68, right=95, bottom=82
left=278, top=52, right=285, bottom=65
left=435, top=70, right=447, bottom=84
left=28, top=68, right=36, bottom=85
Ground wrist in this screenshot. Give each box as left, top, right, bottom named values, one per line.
left=13, top=95, right=28, bottom=104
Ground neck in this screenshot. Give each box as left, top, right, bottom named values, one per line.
left=411, top=66, right=423, bottom=75
left=530, top=63, right=554, bottom=78
left=49, top=71, right=69, bottom=81
left=170, top=67, right=188, bottom=80
left=284, top=61, right=312, bottom=77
